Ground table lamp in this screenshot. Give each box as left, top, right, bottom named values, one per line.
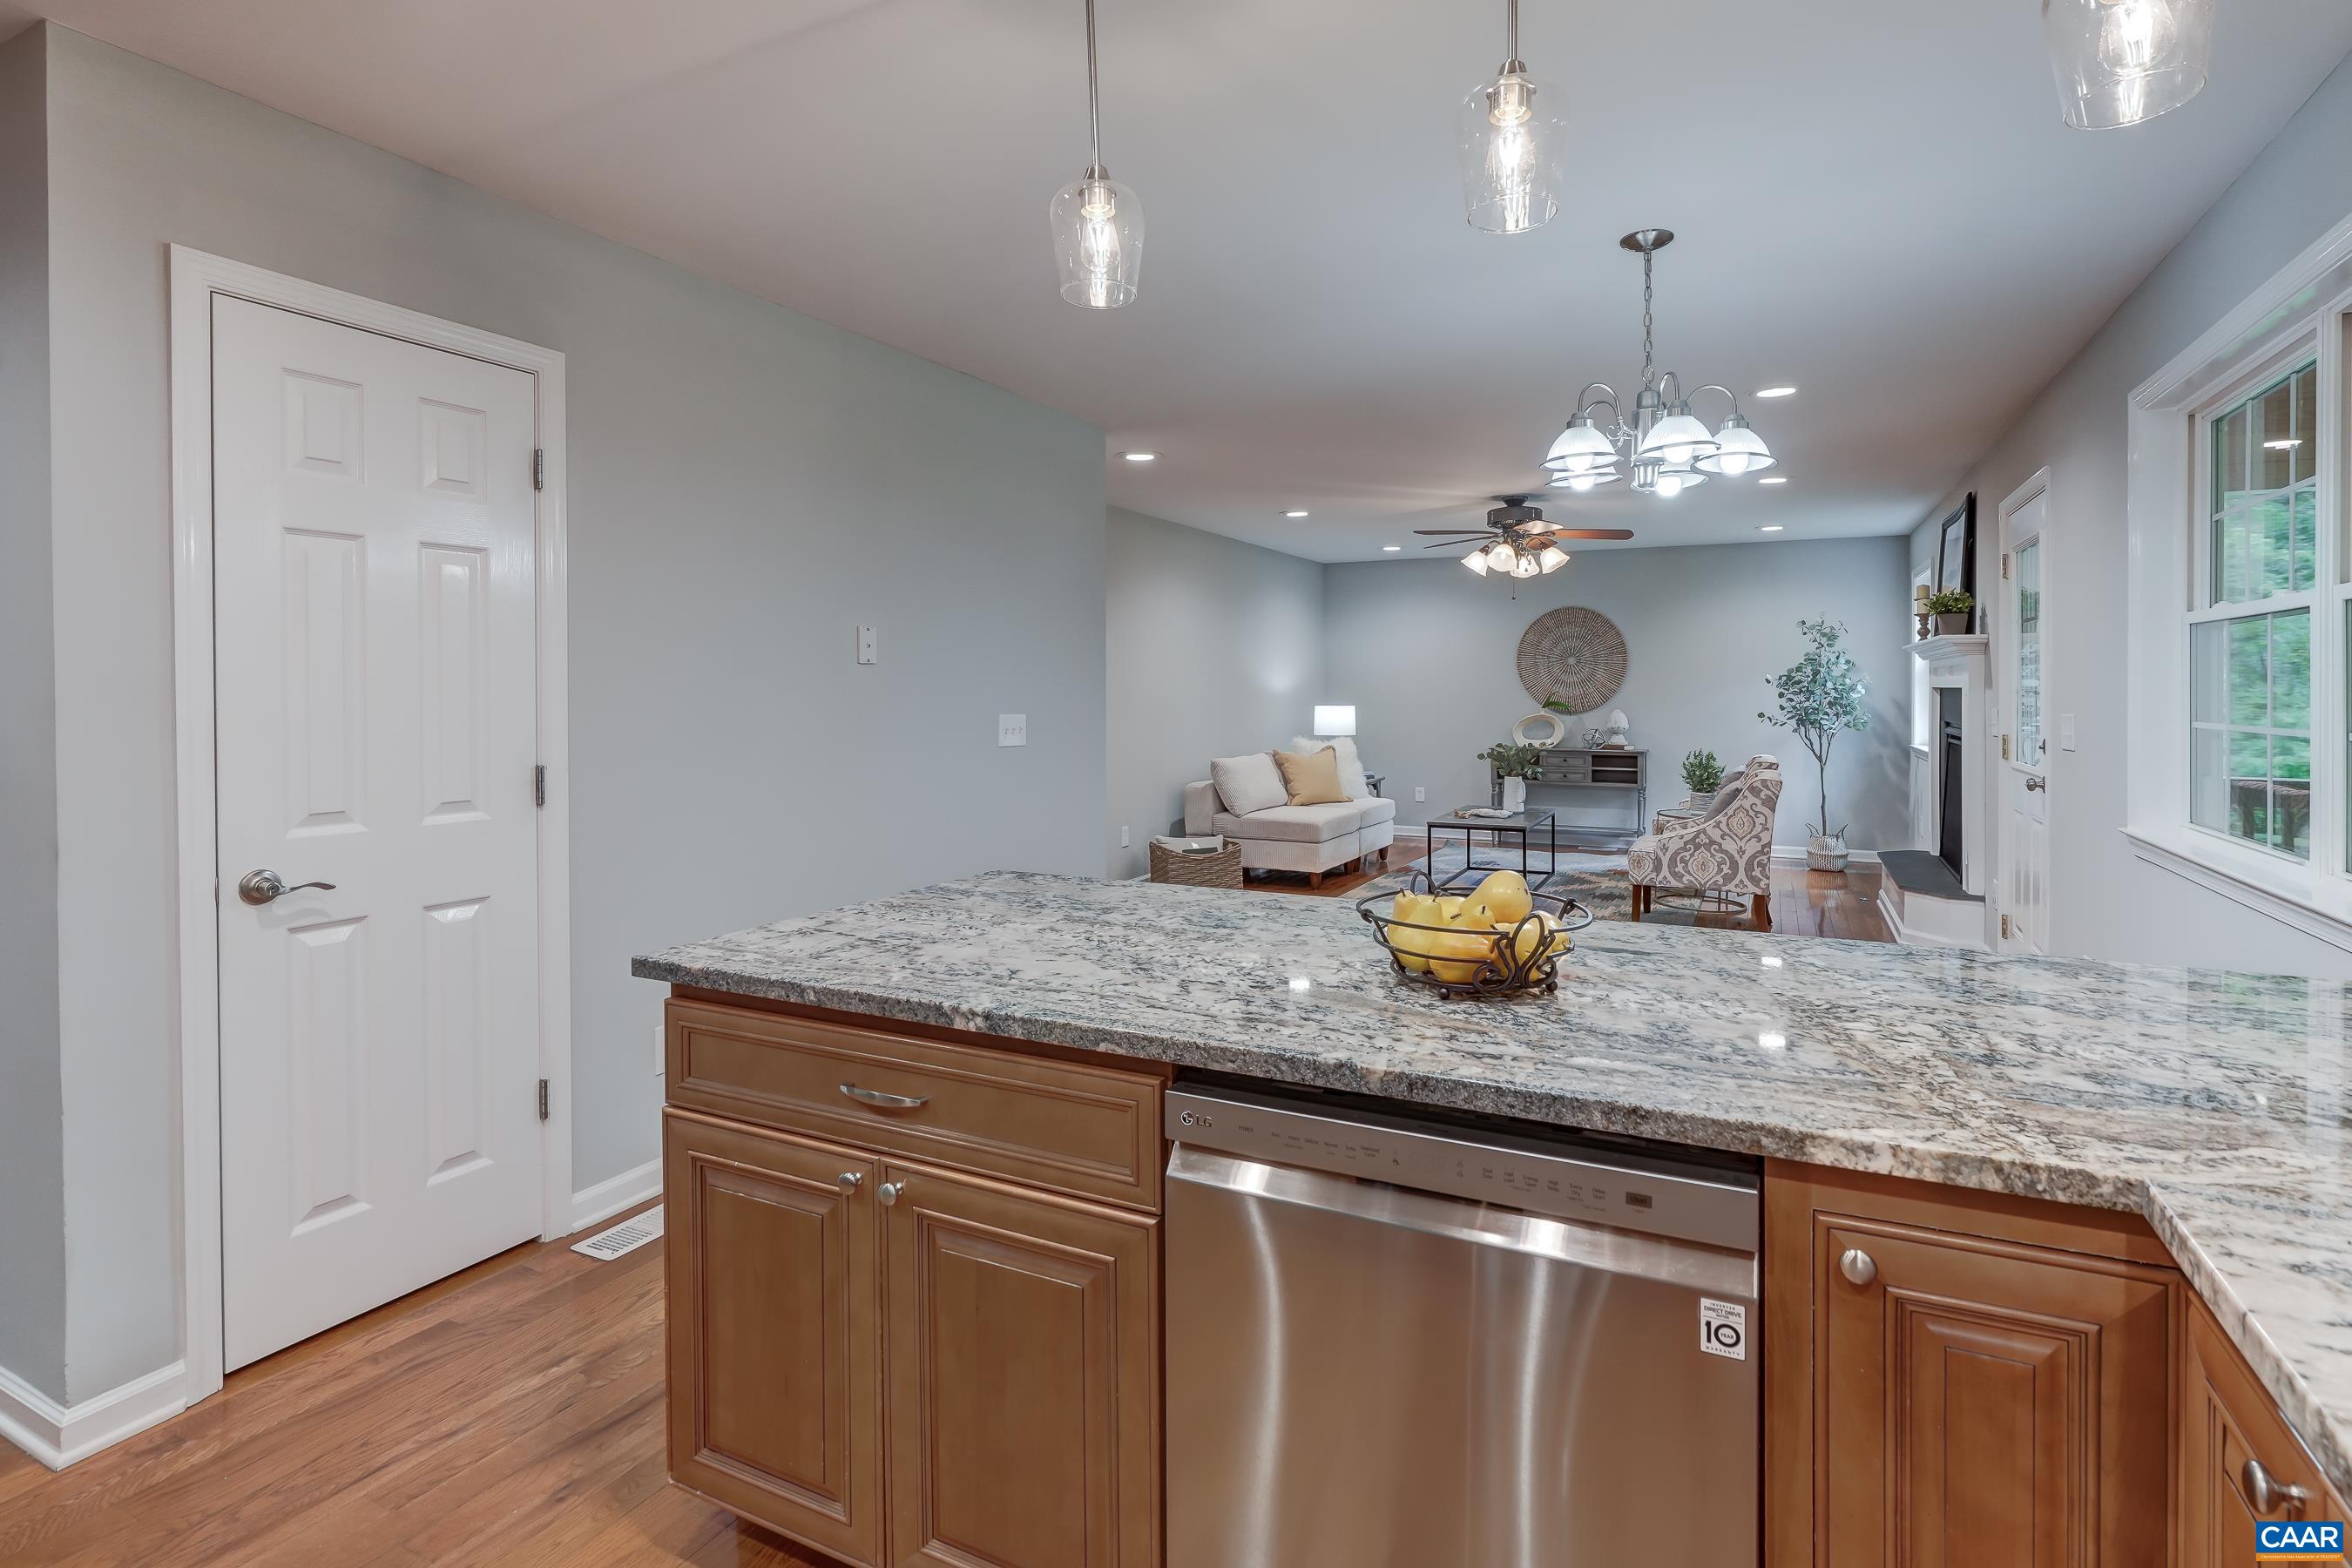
left=1313, top=706, right=1356, bottom=738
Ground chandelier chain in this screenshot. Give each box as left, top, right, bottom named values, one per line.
left=1640, top=247, right=1655, bottom=390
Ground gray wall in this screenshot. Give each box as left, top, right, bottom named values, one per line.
left=21, top=22, right=1106, bottom=1402
left=1911, top=48, right=2352, bottom=976
left=0, top=28, right=68, bottom=1406
left=1324, top=538, right=1915, bottom=851
left=1105, top=508, right=1324, bottom=878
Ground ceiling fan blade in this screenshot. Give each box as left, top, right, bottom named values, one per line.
left=1422, top=541, right=1479, bottom=551
left=1411, top=528, right=1493, bottom=536
left=1544, top=528, right=1637, bottom=540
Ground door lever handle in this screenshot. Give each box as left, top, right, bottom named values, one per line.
left=238, top=870, right=338, bottom=906
left=2024, top=775, right=2047, bottom=793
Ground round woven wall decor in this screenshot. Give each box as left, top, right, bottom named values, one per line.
left=1517, top=606, right=1628, bottom=715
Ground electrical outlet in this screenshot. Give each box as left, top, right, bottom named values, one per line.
left=1414, top=786, right=1427, bottom=802
left=653, top=1022, right=666, bottom=1076
left=855, top=625, right=877, bottom=665
left=1119, top=825, right=1131, bottom=848
left=997, top=713, right=1028, bottom=747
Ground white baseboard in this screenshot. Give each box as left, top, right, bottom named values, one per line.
left=1878, top=889, right=1989, bottom=951
left=0, top=1359, right=187, bottom=1470
left=571, top=1157, right=662, bottom=1233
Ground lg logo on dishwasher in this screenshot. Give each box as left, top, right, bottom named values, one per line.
left=1699, top=1299, right=1747, bottom=1360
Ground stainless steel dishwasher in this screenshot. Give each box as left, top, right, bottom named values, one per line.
left=1164, top=1079, right=1760, bottom=1567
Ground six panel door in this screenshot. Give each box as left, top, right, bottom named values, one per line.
left=213, top=294, right=544, bottom=1368
left=1819, top=1219, right=2173, bottom=1566
left=666, top=1111, right=885, bottom=1566
left=882, top=1166, right=1159, bottom=1568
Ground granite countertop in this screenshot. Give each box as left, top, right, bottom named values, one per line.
left=635, top=870, right=2352, bottom=1493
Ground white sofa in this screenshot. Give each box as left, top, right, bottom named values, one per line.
left=1182, top=775, right=1396, bottom=887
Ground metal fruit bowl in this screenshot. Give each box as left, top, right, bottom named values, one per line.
left=1355, top=868, right=1593, bottom=1000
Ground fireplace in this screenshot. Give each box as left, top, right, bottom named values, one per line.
left=1936, top=686, right=1963, bottom=879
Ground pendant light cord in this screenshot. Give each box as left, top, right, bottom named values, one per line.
left=1085, top=0, right=1104, bottom=172
left=1505, top=0, right=1520, bottom=66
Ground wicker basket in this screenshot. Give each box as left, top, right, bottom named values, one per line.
left=1149, top=837, right=1244, bottom=889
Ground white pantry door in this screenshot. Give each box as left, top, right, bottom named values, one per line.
left=213, top=295, right=543, bottom=1369
left=2000, top=486, right=2051, bottom=955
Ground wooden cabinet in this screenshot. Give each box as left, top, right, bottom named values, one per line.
left=2181, top=1293, right=2346, bottom=1568
left=663, top=997, right=1165, bottom=1568
left=665, top=1111, right=885, bottom=1565
left=882, top=1165, right=1159, bottom=1568
left=1767, top=1161, right=2180, bottom=1568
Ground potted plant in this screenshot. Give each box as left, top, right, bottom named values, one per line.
left=1926, top=588, right=1973, bottom=636
left=1759, top=617, right=1871, bottom=873
left=1478, top=740, right=1543, bottom=814
left=1680, top=748, right=1725, bottom=809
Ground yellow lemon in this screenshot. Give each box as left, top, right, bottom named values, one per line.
left=1465, top=869, right=1534, bottom=927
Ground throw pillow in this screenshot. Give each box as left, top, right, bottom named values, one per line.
left=1210, top=752, right=1288, bottom=817
left=1290, top=733, right=1371, bottom=800
left=1273, top=745, right=1348, bottom=806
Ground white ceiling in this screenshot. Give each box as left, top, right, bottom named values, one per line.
left=16, top=0, right=2352, bottom=559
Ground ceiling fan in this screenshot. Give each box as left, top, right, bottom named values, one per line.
left=1416, top=497, right=1632, bottom=578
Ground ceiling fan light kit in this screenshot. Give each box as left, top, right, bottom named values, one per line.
left=1413, top=497, right=1630, bottom=582
left=2043, top=0, right=2214, bottom=129
left=1538, top=229, right=1777, bottom=498
left=1050, top=0, right=1143, bottom=308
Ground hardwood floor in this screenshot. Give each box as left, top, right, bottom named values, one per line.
left=1256, top=832, right=1893, bottom=942
left=0, top=1205, right=828, bottom=1568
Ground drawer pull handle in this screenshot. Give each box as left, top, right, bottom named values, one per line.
left=2244, top=1458, right=2309, bottom=1517
left=879, top=1180, right=908, bottom=1207
left=1839, top=1247, right=1878, bottom=1287
left=841, top=1082, right=929, bottom=1110
left=836, top=1172, right=862, bottom=1193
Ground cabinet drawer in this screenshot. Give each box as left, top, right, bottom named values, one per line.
left=667, top=999, right=1163, bottom=1212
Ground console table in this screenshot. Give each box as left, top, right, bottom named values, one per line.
left=1492, top=747, right=1647, bottom=850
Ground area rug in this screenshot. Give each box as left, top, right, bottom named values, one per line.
left=1371, top=846, right=1632, bottom=922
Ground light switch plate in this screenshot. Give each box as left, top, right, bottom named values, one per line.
left=1119, top=826, right=1131, bottom=847
left=2059, top=713, right=2076, bottom=752
left=1414, top=786, right=1427, bottom=802
left=997, top=713, right=1028, bottom=747
left=855, top=626, right=877, bottom=665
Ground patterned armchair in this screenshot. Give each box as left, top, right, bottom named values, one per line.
left=1627, top=755, right=1782, bottom=928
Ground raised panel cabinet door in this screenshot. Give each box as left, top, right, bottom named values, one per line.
left=882, top=1166, right=1159, bottom=1568
left=665, top=1111, right=884, bottom=1568
left=2180, top=1298, right=2334, bottom=1568
left=1818, top=1220, right=2174, bottom=1567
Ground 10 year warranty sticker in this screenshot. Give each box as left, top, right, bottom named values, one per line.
left=1700, top=1299, right=1747, bottom=1360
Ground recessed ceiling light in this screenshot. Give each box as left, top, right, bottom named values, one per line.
left=1281, top=509, right=1309, bottom=518
left=2264, top=438, right=2303, bottom=449
left=1756, top=386, right=1797, bottom=399
left=1119, top=450, right=1159, bottom=463
left=1759, top=476, right=1788, bottom=485
left=1382, top=544, right=1402, bottom=551
left=1758, top=524, right=1784, bottom=532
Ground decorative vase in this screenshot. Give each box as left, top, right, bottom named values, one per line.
left=1501, top=775, right=1529, bottom=814
left=1807, top=831, right=1850, bottom=873
left=1685, top=791, right=1716, bottom=813
left=1934, top=612, right=1970, bottom=635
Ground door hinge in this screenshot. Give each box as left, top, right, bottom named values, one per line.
left=2000, top=733, right=2011, bottom=760
left=533, top=449, right=544, bottom=491
left=534, top=764, right=546, bottom=808
left=2000, top=913, right=2012, bottom=940
left=537, top=1078, right=551, bottom=1120
left=2001, top=551, right=2011, bottom=579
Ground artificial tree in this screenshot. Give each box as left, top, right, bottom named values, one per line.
left=1758, top=618, right=1870, bottom=863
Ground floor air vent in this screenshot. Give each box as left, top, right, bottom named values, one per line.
left=571, top=1205, right=663, bottom=1261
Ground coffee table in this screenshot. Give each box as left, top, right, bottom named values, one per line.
left=1424, top=808, right=1558, bottom=892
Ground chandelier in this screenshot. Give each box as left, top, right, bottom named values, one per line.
left=1540, top=230, right=1776, bottom=499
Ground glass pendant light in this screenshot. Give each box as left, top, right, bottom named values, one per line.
left=1457, top=0, right=1564, bottom=235
left=2043, top=0, right=2215, bottom=129
left=1050, top=0, right=1143, bottom=308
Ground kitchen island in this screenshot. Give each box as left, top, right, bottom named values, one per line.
left=637, top=870, right=2352, bottom=1565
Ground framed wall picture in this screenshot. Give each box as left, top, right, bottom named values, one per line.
left=1936, top=493, right=1977, bottom=615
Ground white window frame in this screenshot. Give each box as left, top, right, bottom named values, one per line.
left=2126, top=213, right=2352, bottom=949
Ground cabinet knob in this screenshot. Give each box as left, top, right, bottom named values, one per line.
left=836, top=1172, right=862, bottom=1193
left=878, top=1180, right=908, bottom=1207
left=1839, top=1247, right=1878, bottom=1287
left=2243, top=1458, right=2309, bottom=1517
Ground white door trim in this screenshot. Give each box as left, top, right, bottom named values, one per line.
left=168, top=246, right=571, bottom=1409
left=1995, top=467, right=2052, bottom=951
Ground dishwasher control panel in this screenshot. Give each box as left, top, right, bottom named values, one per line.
left=1168, top=1087, right=1757, bottom=1253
